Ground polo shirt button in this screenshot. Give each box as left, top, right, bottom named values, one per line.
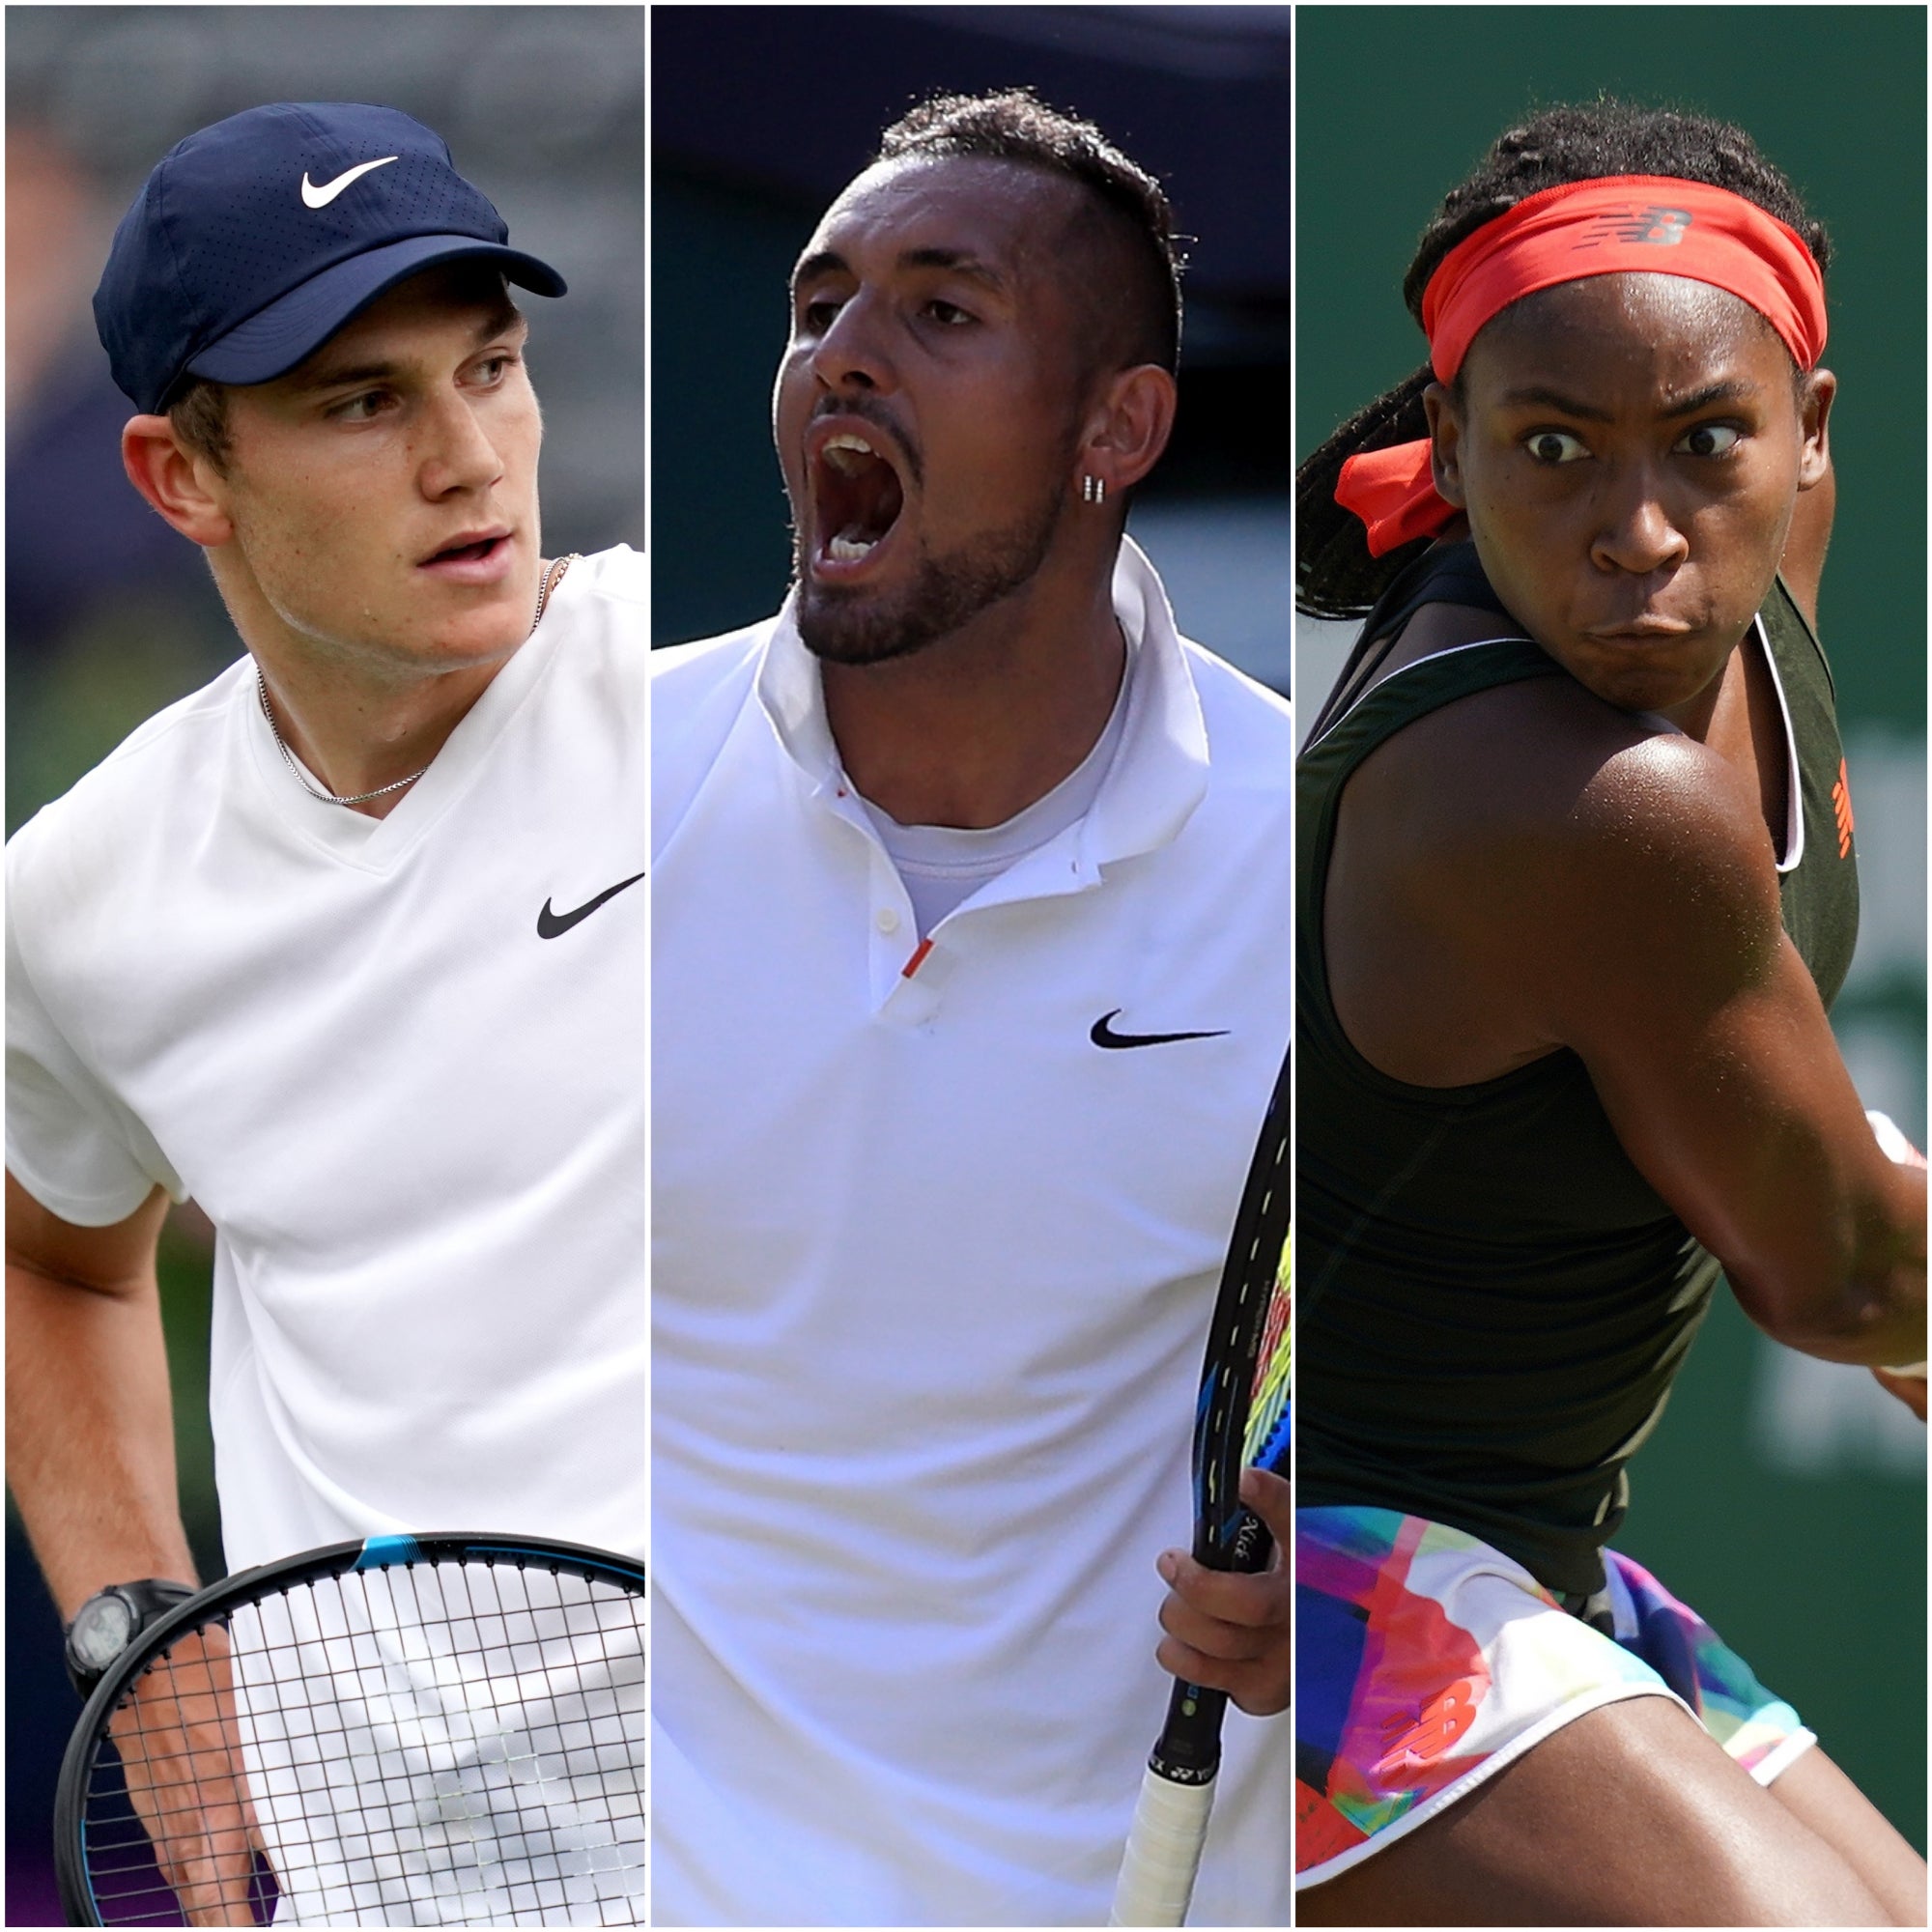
left=876, top=906, right=900, bottom=935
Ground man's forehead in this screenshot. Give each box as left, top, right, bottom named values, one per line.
left=803, top=155, right=1081, bottom=271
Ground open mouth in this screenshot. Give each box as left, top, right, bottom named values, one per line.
left=421, top=532, right=508, bottom=568
left=809, top=429, right=906, bottom=577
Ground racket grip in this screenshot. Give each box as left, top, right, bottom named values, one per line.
left=1109, top=1763, right=1217, bottom=1926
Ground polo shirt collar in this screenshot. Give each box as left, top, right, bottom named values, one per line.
left=752, top=536, right=1209, bottom=875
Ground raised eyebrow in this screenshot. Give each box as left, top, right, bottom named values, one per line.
left=1497, top=380, right=1763, bottom=424
left=1657, top=379, right=1760, bottom=419
left=1495, top=385, right=1615, bottom=424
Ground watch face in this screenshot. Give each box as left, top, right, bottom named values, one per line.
left=71, top=1593, right=138, bottom=1672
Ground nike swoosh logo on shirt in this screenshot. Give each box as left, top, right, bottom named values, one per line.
left=537, top=871, right=645, bottom=939
left=301, top=156, right=399, bottom=209
left=1090, top=1009, right=1230, bottom=1050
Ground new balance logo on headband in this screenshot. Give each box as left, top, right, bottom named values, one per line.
left=1573, top=205, right=1693, bottom=249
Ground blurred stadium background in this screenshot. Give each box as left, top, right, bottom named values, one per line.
left=4, top=9, right=641, bottom=1920
left=650, top=4, right=1290, bottom=690
left=1296, top=5, right=1926, bottom=1853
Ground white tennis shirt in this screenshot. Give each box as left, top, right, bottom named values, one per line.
left=7, top=546, right=649, bottom=1573
left=651, top=538, right=1294, bottom=1925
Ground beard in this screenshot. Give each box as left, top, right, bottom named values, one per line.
left=793, top=486, right=1066, bottom=668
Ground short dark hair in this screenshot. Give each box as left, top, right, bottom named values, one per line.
left=1297, top=101, right=1832, bottom=618
left=167, top=377, right=232, bottom=474
left=874, top=88, right=1183, bottom=375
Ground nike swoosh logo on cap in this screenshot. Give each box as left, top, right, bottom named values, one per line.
left=301, top=156, right=399, bottom=209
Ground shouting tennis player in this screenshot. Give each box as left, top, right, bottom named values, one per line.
left=1295, top=103, right=1925, bottom=1925
left=652, top=91, right=1293, bottom=1924
left=6, top=103, right=645, bottom=1924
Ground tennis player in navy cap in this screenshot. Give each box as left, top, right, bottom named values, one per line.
left=7, top=103, right=645, bottom=1923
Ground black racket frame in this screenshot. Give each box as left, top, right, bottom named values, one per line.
left=1148, top=1044, right=1292, bottom=1787
left=54, top=1531, right=646, bottom=1927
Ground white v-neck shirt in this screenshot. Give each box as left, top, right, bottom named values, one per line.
left=7, top=546, right=649, bottom=1570
left=650, top=539, right=1295, bottom=1925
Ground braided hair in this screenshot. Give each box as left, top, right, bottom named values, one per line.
left=1296, top=102, right=1832, bottom=619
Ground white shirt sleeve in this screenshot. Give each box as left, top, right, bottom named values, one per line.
left=7, top=860, right=183, bottom=1226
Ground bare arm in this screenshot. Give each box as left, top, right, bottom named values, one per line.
left=1493, top=735, right=1923, bottom=1363
left=6, top=1173, right=197, bottom=1615
left=8, top=1174, right=264, bottom=1925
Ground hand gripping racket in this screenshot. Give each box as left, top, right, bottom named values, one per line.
left=54, top=1532, right=646, bottom=1928
left=1110, top=1044, right=1291, bottom=1926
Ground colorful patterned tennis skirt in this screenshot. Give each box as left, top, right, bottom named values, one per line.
left=1295, top=1506, right=1815, bottom=1889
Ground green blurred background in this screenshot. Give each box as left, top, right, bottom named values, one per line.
left=1296, top=5, right=1926, bottom=1851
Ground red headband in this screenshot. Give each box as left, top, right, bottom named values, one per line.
left=1335, top=176, right=1829, bottom=557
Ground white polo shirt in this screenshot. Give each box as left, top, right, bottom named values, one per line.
left=7, top=546, right=649, bottom=1572
left=651, top=538, right=1294, bottom=1925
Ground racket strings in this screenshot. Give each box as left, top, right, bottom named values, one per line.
left=80, top=1557, right=646, bottom=1926
left=1195, top=1085, right=1293, bottom=1556
left=1243, top=1240, right=1292, bottom=1473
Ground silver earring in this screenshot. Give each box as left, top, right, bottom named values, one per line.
left=1082, top=475, right=1106, bottom=504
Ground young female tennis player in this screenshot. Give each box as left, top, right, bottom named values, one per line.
left=1294, top=103, right=1926, bottom=1925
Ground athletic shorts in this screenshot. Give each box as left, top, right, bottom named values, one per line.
left=1295, top=1506, right=1816, bottom=1889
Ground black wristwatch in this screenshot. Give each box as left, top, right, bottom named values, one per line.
left=63, top=1579, right=196, bottom=1699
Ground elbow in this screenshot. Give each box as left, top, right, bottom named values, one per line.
left=1731, top=1255, right=1923, bottom=1365
left=1747, top=1293, right=1889, bottom=1363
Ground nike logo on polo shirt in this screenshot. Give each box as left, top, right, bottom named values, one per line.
left=537, top=871, right=645, bottom=938
left=1090, top=1009, right=1230, bottom=1050
left=301, top=156, right=399, bottom=209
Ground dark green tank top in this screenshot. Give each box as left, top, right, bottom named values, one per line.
left=1296, top=542, right=1861, bottom=1599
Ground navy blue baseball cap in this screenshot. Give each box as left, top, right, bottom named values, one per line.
left=94, top=101, right=567, bottom=414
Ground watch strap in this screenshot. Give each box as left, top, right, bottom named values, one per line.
left=63, top=1577, right=197, bottom=1699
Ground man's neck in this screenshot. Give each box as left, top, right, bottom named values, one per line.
left=235, top=561, right=552, bottom=820
left=819, top=563, right=1126, bottom=831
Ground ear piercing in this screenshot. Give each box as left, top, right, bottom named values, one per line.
left=1082, top=475, right=1107, bottom=504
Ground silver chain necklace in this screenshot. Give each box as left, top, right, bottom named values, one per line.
left=258, top=553, right=582, bottom=809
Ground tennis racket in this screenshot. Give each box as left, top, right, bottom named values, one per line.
left=1110, top=1044, right=1292, bottom=1926
left=55, top=1531, right=646, bottom=1928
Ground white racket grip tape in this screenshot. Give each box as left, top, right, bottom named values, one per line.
left=1109, top=1767, right=1217, bottom=1925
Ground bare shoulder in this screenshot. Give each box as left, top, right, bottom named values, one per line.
left=1327, top=660, right=1791, bottom=1082
left=1384, top=673, right=1774, bottom=881
left=1350, top=671, right=1786, bottom=1011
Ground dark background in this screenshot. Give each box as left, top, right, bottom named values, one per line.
left=1296, top=3, right=1926, bottom=1853
left=5, top=11, right=643, bottom=1921
left=652, top=4, right=1290, bottom=690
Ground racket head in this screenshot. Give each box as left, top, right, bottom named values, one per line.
left=54, top=1533, right=646, bottom=1928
